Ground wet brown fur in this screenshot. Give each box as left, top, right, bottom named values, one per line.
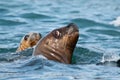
left=33, top=23, right=79, bottom=64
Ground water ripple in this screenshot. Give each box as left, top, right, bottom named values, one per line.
left=0, top=19, right=26, bottom=26
left=0, top=8, right=9, bottom=13
left=0, top=0, right=120, bottom=80
left=87, top=29, right=120, bottom=36
left=71, top=18, right=112, bottom=28
left=20, top=12, right=54, bottom=19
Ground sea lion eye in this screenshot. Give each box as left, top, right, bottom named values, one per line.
left=53, top=30, right=61, bottom=38
left=24, top=35, right=29, bottom=40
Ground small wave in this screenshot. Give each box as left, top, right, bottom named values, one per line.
left=0, top=8, right=9, bottom=13
left=87, top=29, right=120, bottom=36
left=17, top=56, right=45, bottom=71
left=71, top=18, right=101, bottom=27
left=0, top=53, right=20, bottom=62
left=71, top=18, right=111, bottom=28
left=0, top=48, right=16, bottom=53
left=99, top=48, right=120, bottom=63
left=95, top=47, right=120, bottom=67
left=20, top=12, right=53, bottom=19
left=0, top=48, right=33, bottom=62
left=72, top=47, right=102, bottom=64
left=0, top=19, right=26, bottom=26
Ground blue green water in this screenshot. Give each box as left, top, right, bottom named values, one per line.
left=0, top=0, right=120, bottom=80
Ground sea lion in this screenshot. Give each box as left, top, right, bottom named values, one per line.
left=33, top=23, right=79, bottom=64
left=16, top=32, right=42, bottom=52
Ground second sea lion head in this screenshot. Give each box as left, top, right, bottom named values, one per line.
left=17, top=32, right=42, bottom=52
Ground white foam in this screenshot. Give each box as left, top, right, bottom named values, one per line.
left=101, top=53, right=120, bottom=63
left=110, top=16, right=120, bottom=27
left=32, top=54, right=47, bottom=60
left=91, top=46, right=120, bottom=62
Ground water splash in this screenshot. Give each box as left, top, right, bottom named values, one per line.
left=110, top=16, right=120, bottom=27
left=92, top=46, right=120, bottom=62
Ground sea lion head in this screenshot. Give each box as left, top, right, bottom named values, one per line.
left=16, top=32, right=42, bottom=52
left=33, top=23, right=79, bottom=64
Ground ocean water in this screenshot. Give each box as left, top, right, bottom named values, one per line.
left=0, top=0, right=120, bottom=80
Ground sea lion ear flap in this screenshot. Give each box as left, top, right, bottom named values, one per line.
left=53, top=30, right=61, bottom=39
left=24, top=35, right=29, bottom=40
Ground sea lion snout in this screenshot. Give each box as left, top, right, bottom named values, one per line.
left=67, top=23, right=78, bottom=29
left=67, top=23, right=79, bottom=35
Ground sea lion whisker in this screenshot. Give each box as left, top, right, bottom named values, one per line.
left=41, top=47, right=65, bottom=63
left=19, top=43, right=29, bottom=51
left=45, top=45, right=64, bottom=60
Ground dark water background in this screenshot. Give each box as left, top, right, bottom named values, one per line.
left=0, top=0, right=120, bottom=80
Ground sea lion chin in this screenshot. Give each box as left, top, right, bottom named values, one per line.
left=16, top=32, right=42, bottom=52
left=33, top=23, right=79, bottom=64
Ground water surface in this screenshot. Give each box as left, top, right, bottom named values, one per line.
left=0, top=0, right=120, bottom=80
